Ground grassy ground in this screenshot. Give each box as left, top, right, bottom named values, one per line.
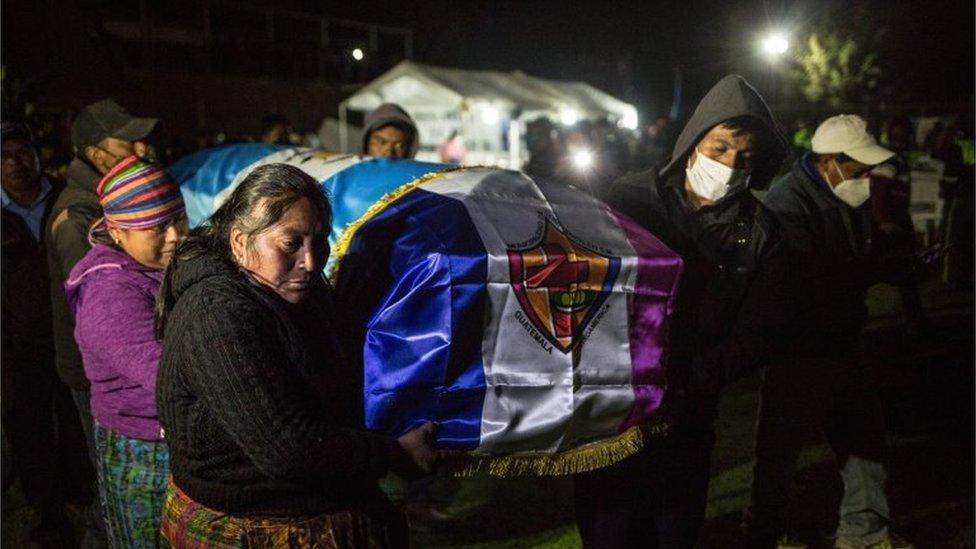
left=3, top=281, right=972, bottom=548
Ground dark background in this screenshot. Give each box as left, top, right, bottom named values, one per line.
left=0, top=0, right=973, bottom=157
left=3, top=0, right=973, bottom=119
left=307, top=0, right=975, bottom=115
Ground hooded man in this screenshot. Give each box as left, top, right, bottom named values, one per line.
left=361, top=103, right=419, bottom=159
left=573, top=75, right=791, bottom=548
left=745, top=115, right=912, bottom=549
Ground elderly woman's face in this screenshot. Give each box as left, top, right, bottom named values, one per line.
left=232, top=197, right=330, bottom=304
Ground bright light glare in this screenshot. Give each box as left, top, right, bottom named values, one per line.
left=560, top=108, right=579, bottom=126
left=571, top=148, right=594, bottom=170
left=761, top=34, right=788, bottom=55
left=352, top=48, right=365, bottom=61
left=619, top=110, right=639, bottom=131
left=481, top=105, right=500, bottom=124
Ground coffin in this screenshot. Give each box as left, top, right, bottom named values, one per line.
left=170, top=144, right=683, bottom=475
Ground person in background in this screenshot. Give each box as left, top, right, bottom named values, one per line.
left=438, top=129, right=466, bottom=164
left=523, top=116, right=563, bottom=180
left=933, top=123, right=963, bottom=245
left=554, top=123, right=598, bottom=192
left=155, top=164, right=440, bottom=547
left=259, top=114, right=295, bottom=146
left=576, top=75, right=791, bottom=548
left=32, top=111, right=74, bottom=181
left=746, top=115, right=912, bottom=549
left=362, top=103, right=419, bottom=159
left=556, top=118, right=632, bottom=198
left=361, top=102, right=437, bottom=526
left=1, top=120, right=81, bottom=548
left=935, top=120, right=975, bottom=289
left=870, top=117, right=928, bottom=336
left=47, top=99, right=158, bottom=547
left=921, top=121, right=945, bottom=156
left=791, top=119, right=813, bottom=153
left=589, top=118, right=631, bottom=197
left=631, top=116, right=673, bottom=172
left=64, top=157, right=187, bottom=548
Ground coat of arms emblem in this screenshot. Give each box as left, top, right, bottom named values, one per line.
left=508, top=220, right=621, bottom=353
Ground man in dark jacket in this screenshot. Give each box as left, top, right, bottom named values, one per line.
left=1, top=120, right=85, bottom=548
left=46, top=98, right=157, bottom=548
left=745, top=115, right=911, bottom=549
left=573, top=75, right=791, bottom=548
left=361, top=103, right=420, bottom=159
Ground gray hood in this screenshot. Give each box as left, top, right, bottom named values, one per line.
left=361, top=103, right=419, bottom=158
left=660, top=75, right=788, bottom=190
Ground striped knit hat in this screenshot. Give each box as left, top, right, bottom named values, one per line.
left=89, top=155, right=185, bottom=243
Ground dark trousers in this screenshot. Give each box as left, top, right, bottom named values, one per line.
left=0, top=349, right=93, bottom=541
left=574, top=427, right=716, bottom=549
left=745, top=354, right=888, bottom=544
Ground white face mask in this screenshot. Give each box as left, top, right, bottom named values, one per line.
left=829, top=159, right=870, bottom=208
left=685, top=148, right=750, bottom=202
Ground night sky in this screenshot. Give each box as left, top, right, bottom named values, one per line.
left=288, top=0, right=974, bottom=118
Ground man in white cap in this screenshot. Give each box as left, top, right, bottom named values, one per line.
left=743, top=115, right=912, bottom=549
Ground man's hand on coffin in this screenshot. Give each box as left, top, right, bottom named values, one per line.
left=394, top=421, right=440, bottom=479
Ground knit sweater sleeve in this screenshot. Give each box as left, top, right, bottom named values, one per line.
left=179, top=285, right=403, bottom=482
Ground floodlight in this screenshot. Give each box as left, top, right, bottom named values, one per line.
left=571, top=148, right=594, bottom=170
left=761, top=34, right=788, bottom=56
left=560, top=108, right=580, bottom=126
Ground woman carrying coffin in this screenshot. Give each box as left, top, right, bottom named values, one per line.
left=154, top=163, right=438, bottom=548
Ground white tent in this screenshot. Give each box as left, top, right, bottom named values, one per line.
left=338, top=60, right=638, bottom=168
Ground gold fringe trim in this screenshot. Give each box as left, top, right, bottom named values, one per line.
left=446, top=419, right=671, bottom=478
left=326, top=166, right=475, bottom=282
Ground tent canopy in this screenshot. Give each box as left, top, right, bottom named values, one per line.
left=341, top=60, right=637, bottom=126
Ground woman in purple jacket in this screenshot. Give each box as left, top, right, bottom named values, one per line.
left=65, top=156, right=187, bottom=548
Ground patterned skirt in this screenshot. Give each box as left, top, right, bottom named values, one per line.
left=160, top=479, right=408, bottom=548
left=93, top=423, right=170, bottom=548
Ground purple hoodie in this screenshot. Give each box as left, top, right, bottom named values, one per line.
left=65, top=243, right=164, bottom=441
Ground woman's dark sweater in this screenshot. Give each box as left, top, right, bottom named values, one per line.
left=156, top=250, right=403, bottom=516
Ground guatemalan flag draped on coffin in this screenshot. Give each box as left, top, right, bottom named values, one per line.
left=170, top=144, right=684, bottom=476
